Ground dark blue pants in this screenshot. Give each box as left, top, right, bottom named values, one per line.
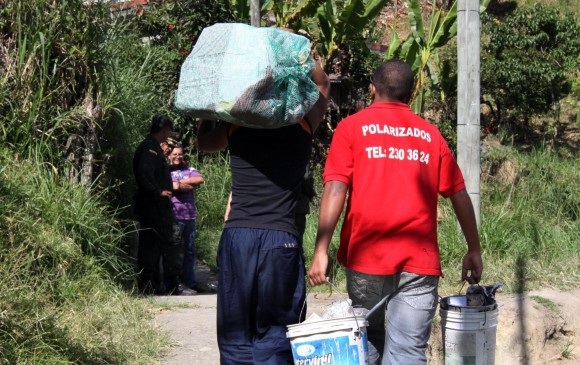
left=178, top=220, right=196, bottom=288
left=136, top=198, right=183, bottom=293
left=217, top=227, right=306, bottom=365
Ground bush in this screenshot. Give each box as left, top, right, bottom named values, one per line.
left=481, top=4, right=580, bottom=142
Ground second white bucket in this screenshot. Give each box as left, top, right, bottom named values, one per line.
left=287, top=316, right=369, bottom=365
left=440, top=296, right=499, bottom=365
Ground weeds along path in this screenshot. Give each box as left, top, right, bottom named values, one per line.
left=150, top=287, right=580, bottom=365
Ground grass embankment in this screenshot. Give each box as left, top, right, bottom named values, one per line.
left=0, top=150, right=166, bottom=364
left=195, top=140, right=579, bottom=295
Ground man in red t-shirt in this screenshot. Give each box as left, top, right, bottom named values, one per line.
left=308, top=59, right=483, bottom=365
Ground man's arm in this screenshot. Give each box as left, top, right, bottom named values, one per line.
left=224, top=191, right=232, bottom=222
left=450, top=188, right=483, bottom=284
left=308, top=180, right=348, bottom=286
left=305, top=55, right=330, bottom=133
left=197, top=120, right=229, bottom=152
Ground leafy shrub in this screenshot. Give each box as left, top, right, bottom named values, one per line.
left=481, top=4, right=580, bottom=141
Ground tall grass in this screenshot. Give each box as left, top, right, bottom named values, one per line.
left=438, top=145, right=579, bottom=294
left=193, top=152, right=232, bottom=269
left=0, top=150, right=167, bottom=364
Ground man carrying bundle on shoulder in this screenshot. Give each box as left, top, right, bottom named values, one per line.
left=196, top=44, right=330, bottom=365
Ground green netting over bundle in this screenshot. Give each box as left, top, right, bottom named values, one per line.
left=174, top=23, right=319, bottom=128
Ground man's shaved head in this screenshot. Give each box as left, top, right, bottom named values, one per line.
left=371, top=59, right=414, bottom=103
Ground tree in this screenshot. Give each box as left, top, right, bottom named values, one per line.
left=480, top=3, right=580, bottom=141
left=311, top=0, right=390, bottom=67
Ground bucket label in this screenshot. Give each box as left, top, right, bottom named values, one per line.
left=290, top=332, right=368, bottom=365
left=445, top=354, right=476, bottom=365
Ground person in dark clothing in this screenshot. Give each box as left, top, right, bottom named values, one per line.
left=197, top=54, right=330, bottom=364
left=224, top=162, right=315, bottom=245
left=133, top=113, right=191, bottom=295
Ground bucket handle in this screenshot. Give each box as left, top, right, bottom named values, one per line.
left=299, top=281, right=363, bottom=336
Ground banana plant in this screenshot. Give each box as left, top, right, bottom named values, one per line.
left=387, top=0, right=491, bottom=114
left=261, top=0, right=326, bottom=28
left=258, top=0, right=388, bottom=69
left=315, top=0, right=389, bottom=66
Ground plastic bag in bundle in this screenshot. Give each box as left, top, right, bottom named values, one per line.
left=321, top=299, right=354, bottom=320
left=174, top=23, right=319, bottom=128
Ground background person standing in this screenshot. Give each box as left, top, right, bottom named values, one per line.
left=132, top=113, right=184, bottom=295
left=168, top=145, right=204, bottom=294
left=308, top=59, right=482, bottom=365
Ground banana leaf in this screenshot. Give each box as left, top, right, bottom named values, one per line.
left=284, top=0, right=326, bottom=26
left=385, top=27, right=400, bottom=60
left=400, top=36, right=421, bottom=73
left=337, top=0, right=390, bottom=44
left=408, top=0, right=425, bottom=44
left=430, top=0, right=458, bottom=49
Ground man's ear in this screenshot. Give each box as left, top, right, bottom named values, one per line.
left=370, top=84, right=376, bottom=102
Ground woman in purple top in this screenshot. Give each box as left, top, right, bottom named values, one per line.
left=169, top=145, right=204, bottom=292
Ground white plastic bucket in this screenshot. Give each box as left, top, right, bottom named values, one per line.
left=440, top=296, right=499, bottom=365
left=286, top=316, right=369, bottom=365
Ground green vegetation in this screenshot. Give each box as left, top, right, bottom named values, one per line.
left=481, top=3, right=580, bottom=143
left=530, top=295, right=560, bottom=314
left=438, top=143, right=579, bottom=294
left=0, top=150, right=167, bottom=363
left=0, top=0, right=235, bottom=363
left=194, top=153, right=232, bottom=267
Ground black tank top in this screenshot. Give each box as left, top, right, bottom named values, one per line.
left=225, top=123, right=312, bottom=236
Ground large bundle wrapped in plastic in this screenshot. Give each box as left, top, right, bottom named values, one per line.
left=174, top=23, right=319, bottom=128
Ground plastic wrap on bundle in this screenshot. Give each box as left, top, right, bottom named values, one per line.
left=174, top=23, right=319, bottom=128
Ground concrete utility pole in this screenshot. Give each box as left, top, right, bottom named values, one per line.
left=457, top=0, right=481, bottom=228
left=250, top=0, right=261, bottom=27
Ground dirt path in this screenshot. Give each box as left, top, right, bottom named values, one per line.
left=149, top=266, right=579, bottom=365
left=151, top=291, right=344, bottom=365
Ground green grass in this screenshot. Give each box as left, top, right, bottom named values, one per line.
left=0, top=150, right=168, bottom=364
left=436, top=144, right=579, bottom=295
left=191, top=152, right=232, bottom=270
left=530, top=295, right=560, bottom=314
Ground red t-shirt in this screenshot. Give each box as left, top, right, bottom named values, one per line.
left=324, top=102, right=465, bottom=276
